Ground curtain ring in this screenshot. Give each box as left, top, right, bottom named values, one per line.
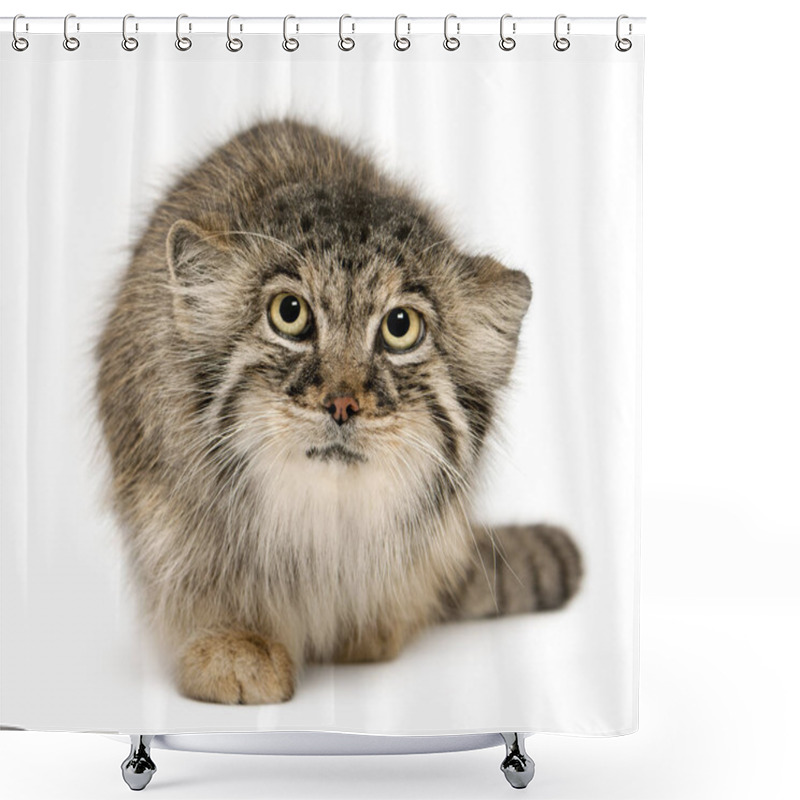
left=226, top=15, right=243, bottom=52
left=122, top=14, right=139, bottom=51
left=283, top=15, right=299, bottom=51
left=12, top=14, right=29, bottom=52
left=394, top=14, right=410, bottom=51
left=63, top=13, right=80, bottom=51
left=553, top=14, right=570, bottom=51
left=615, top=14, right=632, bottom=52
left=443, top=14, right=460, bottom=51
left=499, top=13, right=516, bottom=51
left=338, top=14, right=355, bottom=51
left=175, top=14, right=192, bottom=51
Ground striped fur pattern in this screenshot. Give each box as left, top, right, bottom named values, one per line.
left=95, top=120, right=582, bottom=704
left=439, top=525, right=583, bottom=621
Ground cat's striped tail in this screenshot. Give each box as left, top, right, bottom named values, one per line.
left=439, top=524, right=583, bottom=621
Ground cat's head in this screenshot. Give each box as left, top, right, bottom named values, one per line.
left=166, top=179, right=531, bottom=520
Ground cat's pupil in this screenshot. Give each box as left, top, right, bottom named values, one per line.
left=280, top=296, right=301, bottom=323
left=387, top=309, right=410, bottom=338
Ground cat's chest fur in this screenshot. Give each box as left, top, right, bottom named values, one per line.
left=251, top=454, right=460, bottom=660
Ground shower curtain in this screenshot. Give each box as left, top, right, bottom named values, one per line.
left=0, top=16, right=644, bottom=738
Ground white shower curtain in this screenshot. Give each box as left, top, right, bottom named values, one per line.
left=0, top=17, right=643, bottom=736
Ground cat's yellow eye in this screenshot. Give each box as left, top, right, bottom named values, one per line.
left=381, top=307, right=423, bottom=352
left=269, top=293, right=312, bottom=339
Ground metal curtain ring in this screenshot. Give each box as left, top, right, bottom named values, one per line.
left=394, top=14, right=410, bottom=51
left=499, top=13, right=516, bottom=51
left=63, top=13, right=80, bottom=51
left=443, top=14, right=460, bottom=51
left=175, top=14, right=192, bottom=51
left=12, top=14, right=29, bottom=51
left=122, top=14, right=138, bottom=51
left=283, top=15, right=299, bottom=51
left=227, top=15, right=243, bottom=51
left=615, top=14, right=632, bottom=51
left=338, top=14, right=355, bottom=51
left=553, top=14, right=570, bottom=51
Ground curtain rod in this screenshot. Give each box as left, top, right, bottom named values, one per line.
left=2, top=16, right=646, bottom=37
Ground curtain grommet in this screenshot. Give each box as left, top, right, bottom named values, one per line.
left=63, top=13, right=80, bottom=51
left=282, top=15, right=299, bottom=52
left=121, top=14, right=139, bottom=52
left=226, top=15, right=243, bottom=52
left=394, top=15, right=411, bottom=51
left=338, top=14, right=355, bottom=51
left=443, top=14, right=460, bottom=51
left=553, top=14, right=570, bottom=52
left=175, top=14, right=192, bottom=51
left=499, top=14, right=516, bottom=51
left=12, top=15, right=29, bottom=51
left=615, top=15, right=632, bottom=51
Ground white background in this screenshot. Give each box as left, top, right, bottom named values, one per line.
left=1, top=1, right=798, bottom=799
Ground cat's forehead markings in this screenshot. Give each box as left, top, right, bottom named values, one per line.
left=261, top=263, right=302, bottom=283
left=401, top=281, right=431, bottom=300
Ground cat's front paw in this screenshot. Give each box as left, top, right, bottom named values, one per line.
left=177, top=630, right=295, bottom=704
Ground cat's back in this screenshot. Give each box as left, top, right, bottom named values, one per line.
left=151, top=119, right=388, bottom=235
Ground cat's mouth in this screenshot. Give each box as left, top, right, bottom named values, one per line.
left=305, top=444, right=366, bottom=465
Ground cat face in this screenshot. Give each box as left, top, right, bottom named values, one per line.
left=166, top=180, right=531, bottom=520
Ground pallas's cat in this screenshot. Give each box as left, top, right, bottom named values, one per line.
left=96, top=120, right=581, bottom=704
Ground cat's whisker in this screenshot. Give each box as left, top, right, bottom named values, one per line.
left=417, top=239, right=449, bottom=257
left=213, top=229, right=308, bottom=264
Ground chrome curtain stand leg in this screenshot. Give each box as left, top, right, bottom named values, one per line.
left=500, top=732, right=535, bottom=789
left=121, top=735, right=157, bottom=791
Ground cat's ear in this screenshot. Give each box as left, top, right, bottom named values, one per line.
left=467, top=255, right=532, bottom=337
left=166, top=219, right=229, bottom=287
left=456, top=255, right=532, bottom=389
left=165, top=219, right=236, bottom=340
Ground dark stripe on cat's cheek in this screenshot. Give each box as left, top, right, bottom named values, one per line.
left=423, top=391, right=459, bottom=468
left=454, top=385, right=492, bottom=451
left=285, top=355, right=323, bottom=398
left=363, top=368, right=397, bottom=411
left=206, top=437, right=250, bottom=492
left=217, top=374, right=250, bottom=431
left=216, top=361, right=285, bottom=432
left=425, top=468, right=448, bottom=515
left=192, top=354, right=233, bottom=414
left=188, top=332, right=249, bottom=414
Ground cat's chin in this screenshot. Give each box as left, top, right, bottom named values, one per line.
left=304, top=443, right=366, bottom=465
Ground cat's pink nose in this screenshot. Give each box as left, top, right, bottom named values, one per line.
left=326, top=396, right=360, bottom=426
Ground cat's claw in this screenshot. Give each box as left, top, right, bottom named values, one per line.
left=500, top=733, right=535, bottom=789
left=121, top=735, right=157, bottom=791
